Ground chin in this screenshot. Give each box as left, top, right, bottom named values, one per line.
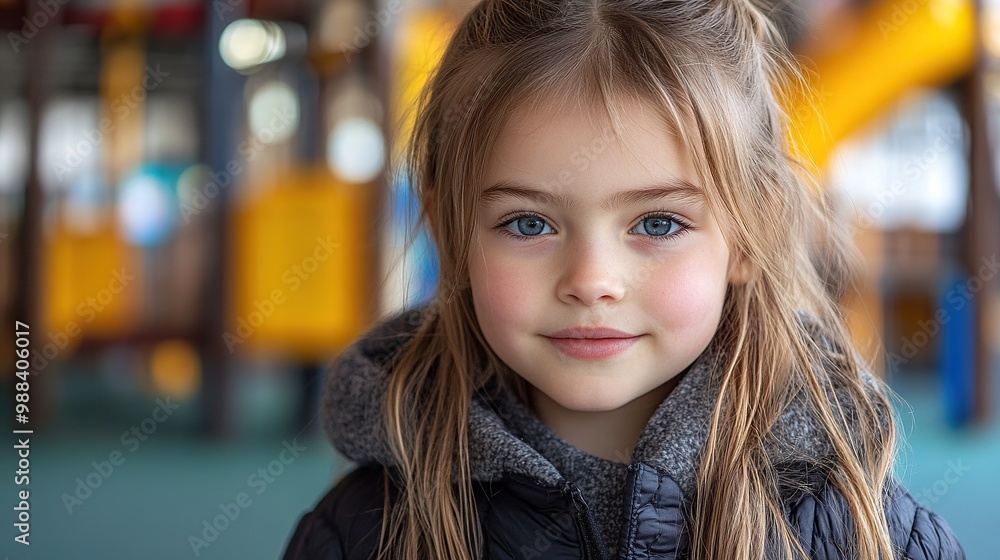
left=547, top=387, right=631, bottom=413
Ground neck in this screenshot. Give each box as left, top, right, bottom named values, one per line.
left=530, top=376, right=681, bottom=464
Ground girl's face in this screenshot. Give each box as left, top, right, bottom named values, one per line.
left=469, top=95, right=741, bottom=416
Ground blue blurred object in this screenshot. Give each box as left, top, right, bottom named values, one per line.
left=413, top=224, right=438, bottom=305
left=940, top=272, right=975, bottom=427
left=391, top=172, right=438, bottom=306
left=117, top=163, right=187, bottom=247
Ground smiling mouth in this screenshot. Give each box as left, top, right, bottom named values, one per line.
left=543, top=335, right=641, bottom=360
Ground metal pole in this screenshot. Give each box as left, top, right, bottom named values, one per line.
left=200, top=0, right=246, bottom=438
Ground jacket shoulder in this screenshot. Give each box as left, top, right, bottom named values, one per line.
left=784, top=473, right=965, bottom=559
left=282, top=464, right=392, bottom=560
left=883, top=481, right=966, bottom=560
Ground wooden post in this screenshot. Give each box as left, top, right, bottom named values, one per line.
left=13, top=0, right=50, bottom=426
left=960, top=0, right=999, bottom=425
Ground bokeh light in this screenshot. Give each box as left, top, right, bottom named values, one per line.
left=326, top=116, right=384, bottom=183
left=220, top=19, right=287, bottom=72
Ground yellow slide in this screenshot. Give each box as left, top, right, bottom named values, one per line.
left=787, top=0, right=975, bottom=170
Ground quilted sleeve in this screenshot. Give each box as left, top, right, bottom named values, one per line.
left=785, top=475, right=965, bottom=559
left=282, top=465, right=390, bottom=560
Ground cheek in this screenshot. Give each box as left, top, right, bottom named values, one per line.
left=469, top=248, right=539, bottom=337
left=646, top=256, right=728, bottom=329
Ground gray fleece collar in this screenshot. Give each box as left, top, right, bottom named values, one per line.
left=321, top=305, right=861, bottom=496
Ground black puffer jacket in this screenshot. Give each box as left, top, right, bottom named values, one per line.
left=283, top=306, right=965, bottom=559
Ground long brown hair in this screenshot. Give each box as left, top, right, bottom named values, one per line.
left=378, top=1, right=898, bottom=558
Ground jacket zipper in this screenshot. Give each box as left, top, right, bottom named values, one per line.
left=565, top=481, right=609, bottom=560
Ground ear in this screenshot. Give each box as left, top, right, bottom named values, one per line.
left=727, top=252, right=752, bottom=286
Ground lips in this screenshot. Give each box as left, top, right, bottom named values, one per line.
left=543, top=327, right=642, bottom=360
left=546, top=327, right=638, bottom=339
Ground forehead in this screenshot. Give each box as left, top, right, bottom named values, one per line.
left=481, top=95, right=701, bottom=204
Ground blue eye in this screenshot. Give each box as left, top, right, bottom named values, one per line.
left=631, top=214, right=684, bottom=237
left=499, top=214, right=554, bottom=238
left=494, top=211, right=690, bottom=242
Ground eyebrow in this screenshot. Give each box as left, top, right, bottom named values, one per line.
left=479, top=179, right=705, bottom=211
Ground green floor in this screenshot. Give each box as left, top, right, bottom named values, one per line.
left=1, top=368, right=345, bottom=560
left=1, top=366, right=994, bottom=559
left=887, top=370, right=998, bottom=558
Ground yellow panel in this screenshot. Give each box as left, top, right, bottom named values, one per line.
left=229, top=167, right=373, bottom=359
left=45, top=226, right=138, bottom=346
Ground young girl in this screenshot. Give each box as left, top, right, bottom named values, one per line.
left=284, top=0, right=965, bottom=558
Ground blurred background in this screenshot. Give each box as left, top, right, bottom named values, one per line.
left=0, top=0, right=998, bottom=557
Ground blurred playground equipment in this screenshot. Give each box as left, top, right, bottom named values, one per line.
left=784, top=0, right=995, bottom=426
left=2, top=0, right=997, bottom=434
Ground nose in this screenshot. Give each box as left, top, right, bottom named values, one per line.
left=556, top=240, right=626, bottom=306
